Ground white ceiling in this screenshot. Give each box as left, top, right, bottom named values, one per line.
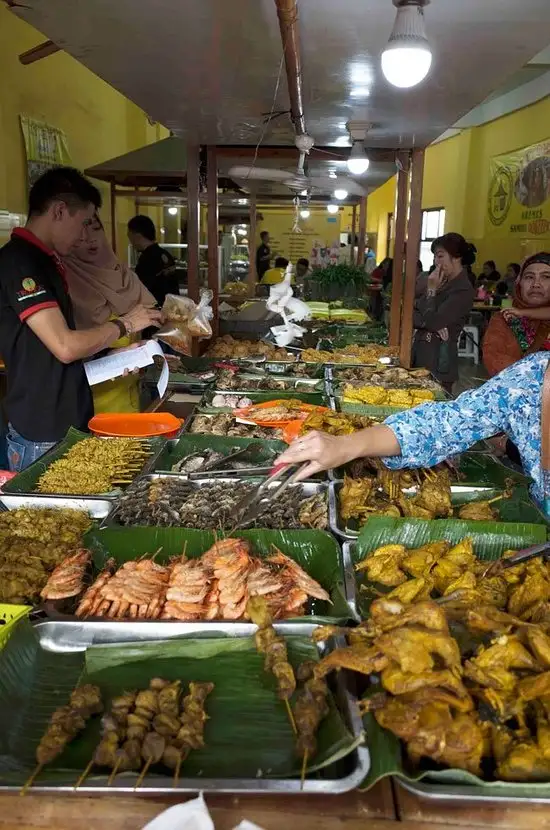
left=11, top=0, right=550, bottom=148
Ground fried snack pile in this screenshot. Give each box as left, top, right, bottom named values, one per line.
left=301, top=344, right=396, bottom=364
left=299, top=409, right=377, bottom=437
left=205, top=335, right=292, bottom=361
left=216, top=368, right=316, bottom=392
left=340, top=471, right=507, bottom=525
left=37, top=438, right=151, bottom=494
left=94, top=678, right=213, bottom=775
left=315, top=592, right=550, bottom=782
left=236, top=400, right=313, bottom=423
left=0, top=507, right=91, bottom=604
left=342, top=384, right=435, bottom=408
left=334, top=366, right=442, bottom=392
left=354, top=537, right=545, bottom=616
left=36, top=685, right=103, bottom=766
left=115, top=477, right=328, bottom=530
left=75, top=539, right=329, bottom=621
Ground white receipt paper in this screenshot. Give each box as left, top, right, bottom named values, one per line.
left=140, top=794, right=266, bottom=830
left=84, top=340, right=169, bottom=398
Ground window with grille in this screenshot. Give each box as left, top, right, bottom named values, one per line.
left=419, top=208, right=446, bottom=272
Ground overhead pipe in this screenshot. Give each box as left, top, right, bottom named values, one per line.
left=274, top=0, right=306, bottom=136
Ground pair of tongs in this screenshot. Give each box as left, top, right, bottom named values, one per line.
left=229, top=462, right=308, bottom=530
left=483, top=541, right=550, bottom=578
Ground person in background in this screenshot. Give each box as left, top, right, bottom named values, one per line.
left=483, top=253, right=550, bottom=377
left=64, top=215, right=157, bottom=413
left=491, top=281, right=510, bottom=308
left=296, top=257, right=310, bottom=281
left=417, top=259, right=424, bottom=277
left=372, top=257, right=393, bottom=290
left=127, top=215, right=177, bottom=306
left=261, top=256, right=292, bottom=286
left=256, top=230, right=271, bottom=281
left=504, top=262, right=521, bottom=295
left=0, top=167, right=161, bottom=472
left=274, top=352, right=550, bottom=515
left=412, top=233, right=476, bottom=392
left=479, top=259, right=501, bottom=290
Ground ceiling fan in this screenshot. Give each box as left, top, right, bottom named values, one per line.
left=227, top=134, right=367, bottom=198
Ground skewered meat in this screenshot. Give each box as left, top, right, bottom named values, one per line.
left=248, top=596, right=296, bottom=700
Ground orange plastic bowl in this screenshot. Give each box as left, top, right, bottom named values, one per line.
left=88, top=412, right=183, bottom=438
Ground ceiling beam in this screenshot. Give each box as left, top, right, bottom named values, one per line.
left=19, top=40, right=60, bottom=65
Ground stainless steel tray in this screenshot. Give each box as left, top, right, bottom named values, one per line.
left=102, top=475, right=329, bottom=529
left=395, top=776, right=550, bottom=806
left=330, top=483, right=496, bottom=540
left=0, top=495, right=115, bottom=518
left=1, top=619, right=369, bottom=794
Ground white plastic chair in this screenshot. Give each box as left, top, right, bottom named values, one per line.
left=457, top=325, right=479, bottom=365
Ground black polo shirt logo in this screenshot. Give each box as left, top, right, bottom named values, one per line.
left=17, top=277, right=47, bottom=302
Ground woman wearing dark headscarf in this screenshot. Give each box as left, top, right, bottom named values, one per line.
left=483, top=253, right=550, bottom=378
left=412, top=233, right=476, bottom=391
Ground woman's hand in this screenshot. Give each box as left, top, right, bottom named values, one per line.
left=276, top=431, right=360, bottom=480
left=121, top=305, right=163, bottom=334
left=427, top=265, right=445, bottom=293
left=502, top=308, right=523, bottom=321
left=438, top=327, right=449, bottom=342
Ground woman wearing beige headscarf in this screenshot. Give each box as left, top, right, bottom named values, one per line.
left=64, top=216, right=156, bottom=413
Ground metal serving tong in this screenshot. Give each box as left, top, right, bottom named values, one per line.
left=229, top=462, right=309, bottom=531
left=483, top=541, right=550, bottom=578
left=187, top=446, right=277, bottom=479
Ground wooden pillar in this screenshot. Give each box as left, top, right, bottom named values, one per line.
left=357, top=197, right=367, bottom=267
left=206, top=145, right=219, bottom=337
left=388, top=151, right=410, bottom=348
left=351, top=205, right=357, bottom=265
left=186, top=143, right=200, bottom=304
left=247, top=194, right=257, bottom=297
left=109, top=181, right=117, bottom=253
left=400, top=148, right=425, bottom=368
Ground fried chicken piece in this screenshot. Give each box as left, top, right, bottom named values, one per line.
left=518, top=671, right=550, bottom=703
left=508, top=573, right=550, bottom=619
left=462, top=606, right=525, bottom=635
left=355, top=545, right=407, bottom=586
left=386, top=577, right=434, bottom=605
left=313, top=643, right=388, bottom=679
left=380, top=663, right=470, bottom=701
left=497, top=740, right=550, bottom=781
left=401, top=542, right=449, bottom=578
left=376, top=626, right=461, bottom=674
left=369, top=599, right=449, bottom=634
left=473, top=635, right=540, bottom=673
left=411, top=479, right=452, bottom=518
left=525, top=628, right=550, bottom=669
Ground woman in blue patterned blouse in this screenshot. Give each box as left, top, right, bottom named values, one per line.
left=277, top=352, right=550, bottom=510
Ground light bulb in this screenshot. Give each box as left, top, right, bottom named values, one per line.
left=236, top=228, right=247, bottom=236
left=328, top=171, right=337, bottom=179
left=327, top=204, right=339, bottom=214
left=382, top=3, right=432, bottom=89
left=167, top=206, right=178, bottom=215
left=160, top=227, right=166, bottom=234
left=300, top=209, right=310, bottom=219
left=347, top=141, right=370, bottom=176
left=334, top=188, right=348, bottom=200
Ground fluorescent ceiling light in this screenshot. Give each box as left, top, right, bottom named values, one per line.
left=327, top=204, right=339, bottom=214
left=167, top=206, right=178, bottom=215
left=382, top=1, right=432, bottom=89
left=334, top=189, right=348, bottom=200
left=347, top=141, right=370, bottom=176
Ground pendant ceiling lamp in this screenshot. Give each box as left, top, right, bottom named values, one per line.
left=381, top=0, right=432, bottom=89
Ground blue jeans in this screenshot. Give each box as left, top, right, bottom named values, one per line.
left=6, top=424, right=56, bottom=473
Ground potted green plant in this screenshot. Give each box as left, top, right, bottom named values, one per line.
left=306, top=264, right=373, bottom=302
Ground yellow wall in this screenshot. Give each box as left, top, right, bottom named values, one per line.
left=0, top=6, right=167, bottom=257
left=365, top=96, right=550, bottom=271
left=257, top=207, right=342, bottom=262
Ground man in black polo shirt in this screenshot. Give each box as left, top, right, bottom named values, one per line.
left=0, top=167, right=161, bottom=471
left=127, top=215, right=178, bottom=306
left=255, top=230, right=271, bottom=281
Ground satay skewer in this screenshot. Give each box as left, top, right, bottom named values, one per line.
left=134, top=757, right=152, bottom=790
left=20, top=763, right=43, bottom=796
left=74, top=758, right=95, bottom=790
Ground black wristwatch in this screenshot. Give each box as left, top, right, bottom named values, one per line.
left=112, top=319, right=127, bottom=338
